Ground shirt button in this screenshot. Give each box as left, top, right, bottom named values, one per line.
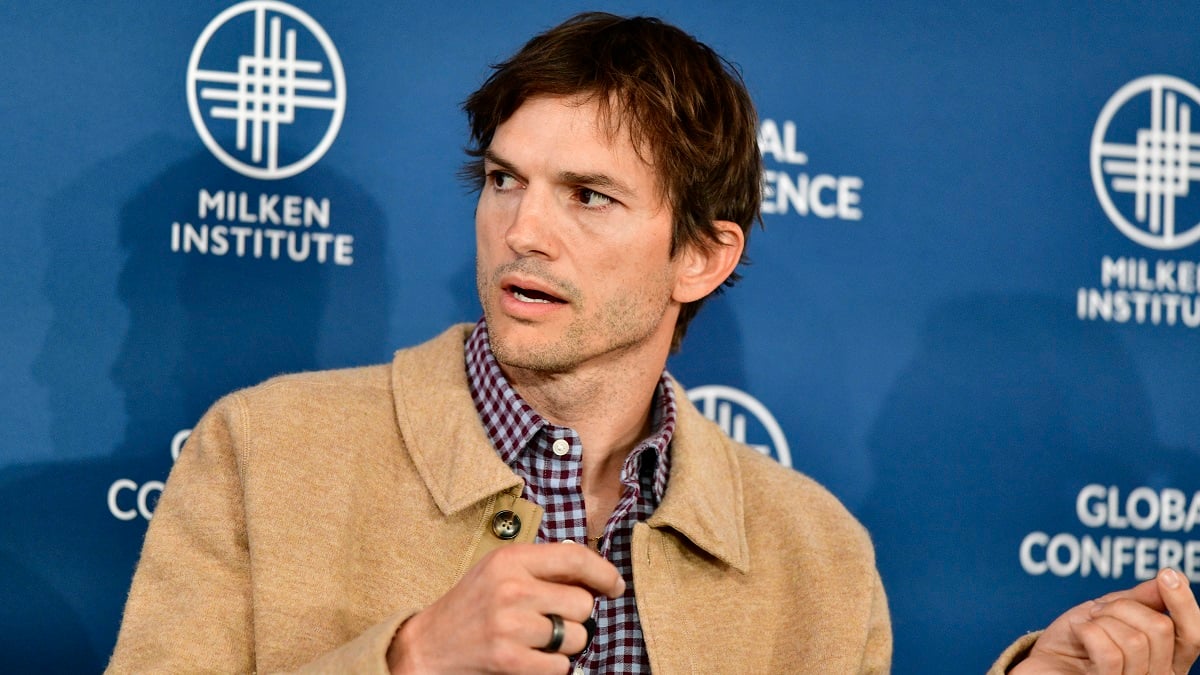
left=552, top=439, right=570, bottom=456
left=573, top=668, right=585, bottom=675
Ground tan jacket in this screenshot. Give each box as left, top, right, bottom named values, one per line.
left=108, top=325, right=892, bottom=673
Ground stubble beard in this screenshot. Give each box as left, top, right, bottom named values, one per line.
left=477, top=258, right=674, bottom=375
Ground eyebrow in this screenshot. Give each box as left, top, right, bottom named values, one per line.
left=482, top=149, right=521, bottom=178
left=483, top=149, right=639, bottom=200
left=558, top=170, right=638, bottom=200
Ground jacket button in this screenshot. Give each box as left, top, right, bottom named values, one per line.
left=491, top=510, right=521, bottom=540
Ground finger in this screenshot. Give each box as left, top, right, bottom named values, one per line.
left=518, top=649, right=571, bottom=675
left=1098, top=577, right=1166, bottom=612
left=485, top=575, right=595, bottom=628
left=526, top=578, right=598, bottom=622
left=479, top=544, right=624, bottom=599
left=521, top=544, right=626, bottom=599
left=1157, top=568, right=1200, bottom=675
left=547, top=615, right=589, bottom=656
left=1090, top=599, right=1171, bottom=675
left=1093, top=615, right=1152, bottom=675
left=1073, top=616, right=1127, bottom=675
left=511, top=613, right=589, bottom=658
left=558, top=618, right=590, bottom=656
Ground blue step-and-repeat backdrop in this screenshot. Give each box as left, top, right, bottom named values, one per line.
left=4, top=2, right=1199, bottom=672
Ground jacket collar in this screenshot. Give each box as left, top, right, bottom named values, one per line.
left=391, top=325, right=523, bottom=516
left=649, top=380, right=751, bottom=573
left=391, top=324, right=749, bottom=573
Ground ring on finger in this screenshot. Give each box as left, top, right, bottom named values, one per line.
left=539, top=613, right=565, bottom=653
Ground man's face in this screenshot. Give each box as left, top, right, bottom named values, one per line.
left=475, top=94, right=682, bottom=375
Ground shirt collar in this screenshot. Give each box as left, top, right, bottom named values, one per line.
left=389, top=323, right=750, bottom=572
left=465, top=319, right=675, bottom=503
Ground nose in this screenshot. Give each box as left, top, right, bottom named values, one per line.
left=503, top=185, right=557, bottom=259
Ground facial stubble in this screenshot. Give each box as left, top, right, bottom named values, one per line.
left=477, top=257, right=675, bottom=375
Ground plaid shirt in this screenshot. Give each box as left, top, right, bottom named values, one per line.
left=466, top=320, right=674, bottom=674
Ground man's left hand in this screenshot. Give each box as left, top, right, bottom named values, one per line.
left=1012, top=568, right=1200, bottom=674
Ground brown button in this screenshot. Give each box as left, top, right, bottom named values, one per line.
left=491, top=510, right=521, bottom=540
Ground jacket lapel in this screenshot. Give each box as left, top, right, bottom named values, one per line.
left=392, top=337, right=750, bottom=570
left=635, top=385, right=752, bottom=673
left=390, top=325, right=523, bottom=517
left=647, top=381, right=750, bottom=573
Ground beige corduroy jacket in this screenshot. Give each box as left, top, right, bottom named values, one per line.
left=107, top=325, right=897, bottom=673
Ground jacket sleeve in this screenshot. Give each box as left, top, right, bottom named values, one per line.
left=987, top=632, right=1041, bottom=674
left=861, top=566, right=893, bottom=674
left=104, top=393, right=414, bottom=674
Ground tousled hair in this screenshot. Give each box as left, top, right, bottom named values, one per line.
left=463, top=12, right=762, bottom=351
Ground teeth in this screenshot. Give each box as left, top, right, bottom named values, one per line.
left=513, top=289, right=551, bottom=304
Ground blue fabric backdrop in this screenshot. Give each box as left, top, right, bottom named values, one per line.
left=3, top=2, right=1199, bottom=671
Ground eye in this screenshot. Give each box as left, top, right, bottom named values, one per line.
left=576, top=187, right=614, bottom=209
left=487, top=170, right=520, bottom=191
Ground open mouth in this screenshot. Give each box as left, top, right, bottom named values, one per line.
left=510, top=285, right=566, bottom=304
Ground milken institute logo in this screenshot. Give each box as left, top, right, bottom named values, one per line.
left=1092, top=75, right=1200, bottom=251
left=688, top=385, right=792, bottom=468
left=187, top=1, right=346, bottom=180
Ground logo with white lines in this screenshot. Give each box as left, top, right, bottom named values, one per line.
left=687, top=385, right=792, bottom=468
left=1092, top=75, right=1200, bottom=250
left=187, top=1, right=346, bottom=180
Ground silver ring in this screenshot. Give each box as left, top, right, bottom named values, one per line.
left=539, top=613, right=565, bottom=653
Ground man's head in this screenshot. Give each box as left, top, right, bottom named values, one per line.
left=464, top=12, right=761, bottom=352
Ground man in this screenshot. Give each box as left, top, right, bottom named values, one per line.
left=108, top=12, right=1199, bottom=674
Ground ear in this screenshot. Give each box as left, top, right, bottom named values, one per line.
left=672, top=220, right=745, bottom=304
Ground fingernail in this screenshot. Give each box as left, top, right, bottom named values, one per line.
left=1089, top=600, right=1107, bottom=616
left=1162, top=568, right=1182, bottom=589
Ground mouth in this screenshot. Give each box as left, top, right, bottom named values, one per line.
left=507, top=284, right=567, bottom=304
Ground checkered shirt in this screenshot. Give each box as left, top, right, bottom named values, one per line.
left=465, top=320, right=674, bottom=674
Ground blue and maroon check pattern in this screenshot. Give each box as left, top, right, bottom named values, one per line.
left=466, top=320, right=675, bottom=674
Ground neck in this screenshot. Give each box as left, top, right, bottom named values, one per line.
left=501, top=347, right=667, bottom=495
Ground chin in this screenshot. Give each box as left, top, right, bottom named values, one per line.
left=488, top=323, right=583, bottom=374
left=494, top=345, right=579, bottom=375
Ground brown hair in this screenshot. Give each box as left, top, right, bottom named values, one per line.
left=462, top=12, right=761, bottom=351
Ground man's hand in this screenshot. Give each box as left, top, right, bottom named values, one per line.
left=1013, top=568, right=1200, bottom=674
left=386, top=542, right=625, bottom=674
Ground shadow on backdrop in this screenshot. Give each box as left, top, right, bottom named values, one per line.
left=113, top=147, right=389, bottom=456
left=14, top=136, right=389, bottom=671
left=859, top=293, right=1200, bottom=673
left=450, top=252, right=482, bottom=327
left=667, top=292, right=749, bottom=391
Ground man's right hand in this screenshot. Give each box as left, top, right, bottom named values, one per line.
left=386, top=542, right=625, bottom=674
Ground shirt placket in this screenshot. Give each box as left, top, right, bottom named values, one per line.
left=574, top=446, right=651, bottom=673
left=466, top=320, right=673, bottom=674
left=529, top=426, right=586, bottom=545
